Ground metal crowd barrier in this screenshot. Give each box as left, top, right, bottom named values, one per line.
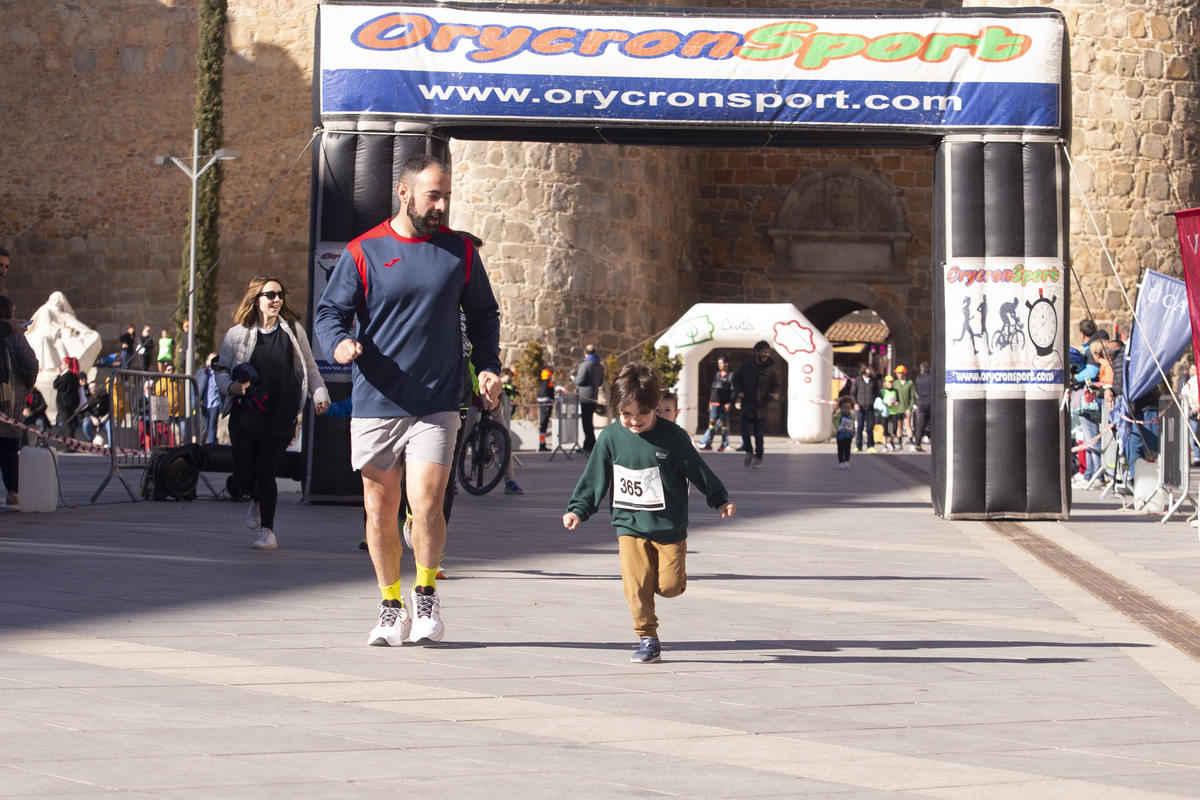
left=90, top=368, right=210, bottom=503
left=549, top=393, right=582, bottom=461
left=1159, top=394, right=1196, bottom=524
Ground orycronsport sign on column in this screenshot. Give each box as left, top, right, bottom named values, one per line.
left=319, top=3, right=1063, bottom=131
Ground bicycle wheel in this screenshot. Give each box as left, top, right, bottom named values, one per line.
left=991, top=329, right=1005, bottom=352
left=457, top=419, right=511, bottom=495
left=1012, top=328, right=1025, bottom=351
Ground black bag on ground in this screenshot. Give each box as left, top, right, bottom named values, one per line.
left=141, top=444, right=206, bottom=501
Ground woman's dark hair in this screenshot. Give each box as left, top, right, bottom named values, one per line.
left=609, top=362, right=661, bottom=414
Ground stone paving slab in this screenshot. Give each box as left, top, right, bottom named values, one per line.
left=1, top=444, right=1199, bottom=798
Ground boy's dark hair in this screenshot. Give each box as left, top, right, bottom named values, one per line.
left=838, top=395, right=853, bottom=408
left=660, top=389, right=678, bottom=403
left=1079, top=319, right=1097, bottom=338
left=610, top=362, right=661, bottom=414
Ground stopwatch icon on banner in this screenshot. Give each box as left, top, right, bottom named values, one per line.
left=1026, top=289, right=1058, bottom=357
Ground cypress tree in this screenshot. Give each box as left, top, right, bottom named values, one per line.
left=176, top=0, right=227, bottom=373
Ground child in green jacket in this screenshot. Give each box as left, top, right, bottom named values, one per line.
left=563, top=363, right=736, bottom=663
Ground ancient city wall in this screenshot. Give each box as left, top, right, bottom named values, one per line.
left=2, top=0, right=1198, bottom=379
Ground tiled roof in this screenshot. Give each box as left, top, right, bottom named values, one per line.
left=824, top=322, right=890, bottom=344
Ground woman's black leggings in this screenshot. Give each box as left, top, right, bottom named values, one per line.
left=231, top=435, right=292, bottom=530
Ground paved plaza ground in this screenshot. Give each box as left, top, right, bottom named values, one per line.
left=3, top=440, right=1200, bottom=798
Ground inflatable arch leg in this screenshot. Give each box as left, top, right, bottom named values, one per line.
left=932, top=136, right=1070, bottom=520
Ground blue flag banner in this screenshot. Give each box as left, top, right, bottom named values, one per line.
left=1114, top=269, right=1193, bottom=446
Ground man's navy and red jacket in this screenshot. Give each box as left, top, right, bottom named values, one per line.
left=314, top=220, right=501, bottom=418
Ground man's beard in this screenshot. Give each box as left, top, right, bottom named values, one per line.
left=407, top=201, right=442, bottom=237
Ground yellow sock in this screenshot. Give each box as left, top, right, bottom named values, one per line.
left=380, top=577, right=404, bottom=603
left=414, top=562, right=438, bottom=591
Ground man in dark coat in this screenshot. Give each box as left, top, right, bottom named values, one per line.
left=573, top=344, right=605, bottom=452
left=912, top=361, right=933, bottom=452
left=852, top=364, right=881, bottom=453
left=731, top=340, right=780, bottom=469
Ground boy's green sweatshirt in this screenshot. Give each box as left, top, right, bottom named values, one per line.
left=566, top=416, right=729, bottom=543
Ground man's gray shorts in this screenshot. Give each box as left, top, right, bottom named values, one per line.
left=350, top=411, right=461, bottom=472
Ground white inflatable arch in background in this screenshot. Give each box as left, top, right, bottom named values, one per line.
left=655, top=303, right=833, bottom=443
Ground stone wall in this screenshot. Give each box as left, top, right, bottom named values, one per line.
left=0, top=0, right=315, bottom=356
left=3, top=0, right=1198, bottom=383
left=450, top=140, right=700, bottom=371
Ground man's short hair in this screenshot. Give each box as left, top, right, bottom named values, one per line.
left=584, top=344, right=595, bottom=355
left=1079, top=319, right=1097, bottom=338
left=609, top=362, right=662, bottom=414
left=0, top=247, right=10, bottom=258
left=753, top=340, right=770, bottom=352
left=399, top=154, right=450, bottom=188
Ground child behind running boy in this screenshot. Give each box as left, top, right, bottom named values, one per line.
left=835, top=396, right=855, bottom=469
left=563, top=363, right=736, bottom=664
left=656, top=390, right=679, bottom=422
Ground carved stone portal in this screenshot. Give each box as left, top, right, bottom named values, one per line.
left=770, top=166, right=912, bottom=282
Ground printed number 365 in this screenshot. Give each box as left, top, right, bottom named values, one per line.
left=619, top=477, right=643, bottom=497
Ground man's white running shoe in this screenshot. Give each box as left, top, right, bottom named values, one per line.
left=409, top=588, right=444, bottom=643
left=368, top=602, right=411, bottom=646
left=246, top=500, right=261, bottom=529
left=252, top=528, right=277, bottom=550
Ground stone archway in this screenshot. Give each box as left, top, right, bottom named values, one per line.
left=795, top=283, right=914, bottom=369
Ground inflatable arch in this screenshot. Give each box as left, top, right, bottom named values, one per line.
left=308, top=3, right=1071, bottom=519
left=654, top=304, right=832, bottom=442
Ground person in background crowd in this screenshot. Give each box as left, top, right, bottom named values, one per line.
left=573, top=344, right=605, bottom=453
left=893, top=365, right=916, bottom=450
left=1183, top=365, right=1200, bottom=466
left=537, top=365, right=556, bottom=452
left=912, top=361, right=932, bottom=452
left=119, top=324, right=137, bottom=369
left=732, top=340, right=780, bottom=470
left=834, top=396, right=855, bottom=470
left=852, top=364, right=881, bottom=454
left=499, top=366, right=523, bottom=495
left=698, top=355, right=733, bottom=452
left=139, top=325, right=155, bottom=372
left=53, top=356, right=85, bottom=440
left=156, top=328, right=174, bottom=373
left=218, top=276, right=330, bottom=551
left=81, top=378, right=111, bottom=446
left=0, top=295, right=37, bottom=510
left=197, top=352, right=222, bottom=444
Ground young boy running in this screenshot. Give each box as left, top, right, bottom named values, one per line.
left=563, top=363, right=736, bottom=663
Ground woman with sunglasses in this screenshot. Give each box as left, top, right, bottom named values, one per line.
left=216, top=277, right=330, bottom=549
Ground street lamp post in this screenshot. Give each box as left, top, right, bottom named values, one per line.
left=155, top=129, right=238, bottom=422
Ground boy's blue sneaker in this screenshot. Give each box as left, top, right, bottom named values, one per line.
left=631, top=637, right=661, bottom=663
left=504, top=480, right=524, bottom=495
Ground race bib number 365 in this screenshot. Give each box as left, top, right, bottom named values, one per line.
left=612, top=464, right=666, bottom=511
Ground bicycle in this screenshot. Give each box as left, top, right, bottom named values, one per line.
left=457, top=406, right=512, bottom=495
left=991, top=316, right=1026, bottom=352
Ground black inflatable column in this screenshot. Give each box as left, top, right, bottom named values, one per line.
left=304, top=127, right=451, bottom=501
left=932, top=135, right=1070, bottom=519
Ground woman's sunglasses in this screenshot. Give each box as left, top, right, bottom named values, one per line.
left=258, top=290, right=286, bottom=301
